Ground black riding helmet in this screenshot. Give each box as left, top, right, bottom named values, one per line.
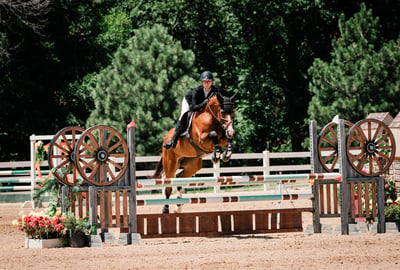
left=200, top=71, right=214, bottom=81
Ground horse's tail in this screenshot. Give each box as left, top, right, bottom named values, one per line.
left=152, top=156, right=163, bottom=179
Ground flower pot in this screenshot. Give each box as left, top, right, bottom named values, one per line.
left=69, top=232, right=88, bottom=248
left=25, top=238, right=62, bottom=249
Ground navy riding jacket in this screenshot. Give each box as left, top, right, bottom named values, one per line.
left=184, top=85, right=219, bottom=112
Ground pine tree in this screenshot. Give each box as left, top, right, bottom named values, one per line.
left=86, top=24, right=196, bottom=155
left=308, top=3, right=400, bottom=127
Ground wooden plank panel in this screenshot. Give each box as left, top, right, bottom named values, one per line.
left=99, top=191, right=105, bottom=228
left=136, top=208, right=311, bottom=238
left=319, top=184, right=325, bottom=214
left=123, top=190, right=129, bottom=228
left=333, top=183, right=339, bottom=214
left=326, top=184, right=332, bottom=214
left=364, top=182, right=370, bottom=218
left=270, top=212, right=277, bottom=230
left=179, top=215, right=197, bottom=234
left=233, top=213, right=253, bottom=233
left=78, top=192, right=83, bottom=218
left=71, top=192, right=76, bottom=215
left=107, top=191, right=113, bottom=227
left=357, top=182, right=362, bottom=218
left=146, top=216, right=159, bottom=236
left=350, top=183, right=355, bottom=218
left=160, top=215, right=177, bottom=235
left=280, top=211, right=302, bottom=230
left=136, top=216, right=144, bottom=235
left=115, top=191, right=120, bottom=228
left=371, top=182, right=377, bottom=217
left=85, top=193, right=89, bottom=217
left=255, top=212, right=269, bottom=230
left=220, top=213, right=232, bottom=234
left=199, top=214, right=218, bottom=233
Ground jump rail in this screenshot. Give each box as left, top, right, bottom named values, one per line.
left=137, top=173, right=340, bottom=188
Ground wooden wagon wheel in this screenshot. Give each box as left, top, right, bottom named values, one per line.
left=346, top=119, right=395, bottom=176
left=318, top=120, right=353, bottom=172
left=48, top=126, right=85, bottom=185
left=74, top=125, right=129, bottom=186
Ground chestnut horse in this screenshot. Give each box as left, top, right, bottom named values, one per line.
left=153, top=92, right=238, bottom=213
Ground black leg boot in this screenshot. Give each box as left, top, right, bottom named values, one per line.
left=163, top=121, right=181, bottom=149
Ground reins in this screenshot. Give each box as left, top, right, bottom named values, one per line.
left=206, top=95, right=233, bottom=130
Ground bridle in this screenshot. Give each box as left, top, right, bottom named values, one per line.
left=206, top=97, right=234, bottom=134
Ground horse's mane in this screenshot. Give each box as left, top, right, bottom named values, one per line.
left=208, top=94, right=219, bottom=105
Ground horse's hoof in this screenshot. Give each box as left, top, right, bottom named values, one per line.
left=211, top=158, right=220, bottom=164
left=162, top=205, right=169, bottom=214
left=174, top=206, right=182, bottom=213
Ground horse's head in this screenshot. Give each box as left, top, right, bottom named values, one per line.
left=215, top=92, right=238, bottom=139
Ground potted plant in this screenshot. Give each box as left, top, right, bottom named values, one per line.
left=384, top=198, right=400, bottom=222
left=62, top=213, right=97, bottom=247
left=13, top=211, right=65, bottom=248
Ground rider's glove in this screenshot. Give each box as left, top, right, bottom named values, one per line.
left=201, top=99, right=208, bottom=108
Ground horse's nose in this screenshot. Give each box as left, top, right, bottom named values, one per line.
left=226, top=126, right=234, bottom=139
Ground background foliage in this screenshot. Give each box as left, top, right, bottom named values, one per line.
left=0, top=0, right=399, bottom=160
left=308, top=3, right=400, bottom=126
left=86, top=24, right=196, bottom=154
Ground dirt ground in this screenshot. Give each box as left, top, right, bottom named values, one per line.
left=1, top=198, right=400, bottom=270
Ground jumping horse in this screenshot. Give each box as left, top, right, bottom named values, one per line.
left=153, top=92, right=238, bottom=213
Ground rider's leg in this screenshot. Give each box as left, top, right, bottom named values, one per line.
left=163, top=120, right=181, bottom=149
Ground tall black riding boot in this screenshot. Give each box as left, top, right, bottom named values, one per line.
left=163, top=121, right=181, bottom=149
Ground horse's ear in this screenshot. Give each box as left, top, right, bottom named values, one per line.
left=230, top=92, right=239, bottom=102
left=217, top=92, right=224, bottom=104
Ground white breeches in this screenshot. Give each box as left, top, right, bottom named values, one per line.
left=179, top=97, right=189, bottom=120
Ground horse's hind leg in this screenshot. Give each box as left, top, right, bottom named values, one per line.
left=162, top=149, right=178, bottom=214
left=173, top=158, right=203, bottom=213
left=163, top=187, right=173, bottom=214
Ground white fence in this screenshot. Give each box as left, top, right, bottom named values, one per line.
left=0, top=134, right=312, bottom=202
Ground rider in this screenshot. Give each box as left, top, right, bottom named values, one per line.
left=163, top=71, right=219, bottom=149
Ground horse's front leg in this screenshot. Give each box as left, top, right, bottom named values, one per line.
left=221, top=139, right=233, bottom=162
left=209, top=131, right=220, bottom=163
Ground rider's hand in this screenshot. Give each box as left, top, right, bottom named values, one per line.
left=201, top=99, right=208, bottom=108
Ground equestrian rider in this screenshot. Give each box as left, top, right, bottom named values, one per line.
left=163, top=71, right=219, bottom=149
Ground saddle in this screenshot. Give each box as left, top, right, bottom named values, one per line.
left=179, top=111, right=211, bottom=156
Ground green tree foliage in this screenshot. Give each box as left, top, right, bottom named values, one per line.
left=85, top=24, right=196, bottom=155
left=127, top=0, right=238, bottom=88
left=308, top=3, right=400, bottom=127
left=2, top=0, right=400, bottom=161
left=55, top=0, right=134, bottom=127
left=0, top=0, right=57, bottom=161
left=228, top=0, right=339, bottom=152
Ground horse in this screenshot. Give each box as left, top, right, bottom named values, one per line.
left=153, top=92, right=238, bottom=213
